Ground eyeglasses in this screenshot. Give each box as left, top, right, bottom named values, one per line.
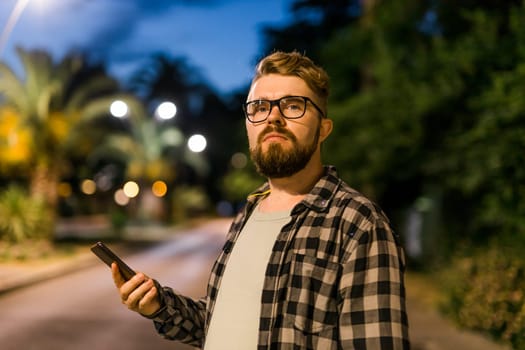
left=242, top=95, right=324, bottom=123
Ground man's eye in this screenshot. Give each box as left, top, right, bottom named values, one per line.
left=253, top=102, right=268, bottom=113
left=282, top=99, right=303, bottom=111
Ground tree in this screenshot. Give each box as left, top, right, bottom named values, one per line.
left=320, top=0, right=525, bottom=248
left=91, top=102, right=199, bottom=222
left=260, top=0, right=525, bottom=244
left=128, top=53, right=211, bottom=133
left=127, top=53, right=247, bottom=204
left=260, top=0, right=362, bottom=62
left=0, top=48, right=126, bottom=225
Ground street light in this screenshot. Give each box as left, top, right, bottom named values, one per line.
left=110, top=100, right=128, bottom=118
left=155, top=101, right=177, bottom=120
left=187, top=134, right=207, bottom=153
left=0, top=0, right=31, bottom=58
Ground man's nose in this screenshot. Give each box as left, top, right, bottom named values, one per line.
left=266, top=104, right=285, bottom=124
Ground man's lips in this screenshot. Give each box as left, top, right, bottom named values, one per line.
left=263, top=132, right=288, bottom=142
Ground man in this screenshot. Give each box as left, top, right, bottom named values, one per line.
left=112, top=51, right=410, bottom=349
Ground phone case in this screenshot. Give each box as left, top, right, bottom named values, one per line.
left=90, top=241, right=136, bottom=280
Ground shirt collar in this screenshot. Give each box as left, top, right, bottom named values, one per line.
left=245, top=165, right=341, bottom=213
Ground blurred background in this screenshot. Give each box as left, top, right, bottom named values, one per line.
left=0, top=0, right=524, bottom=349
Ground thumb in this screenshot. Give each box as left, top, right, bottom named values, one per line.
left=111, top=262, right=126, bottom=288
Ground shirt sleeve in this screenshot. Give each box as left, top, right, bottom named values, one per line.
left=339, top=219, right=410, bottom=349
left=148, top=282, right=207, bottom=347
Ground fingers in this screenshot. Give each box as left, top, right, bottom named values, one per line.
left=119, top=273, right=161, bottom=316
left=120, top=273, right=147, bottom=303
left=111, top=264, right=161, bottom=316
left=137, top=284, right=160, bottom=315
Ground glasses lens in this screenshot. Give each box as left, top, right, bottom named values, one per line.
left=246, top=100, right=270, bottom=122
left=279, top=97, right=306, bottom=119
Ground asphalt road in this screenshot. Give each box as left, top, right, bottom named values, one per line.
left=0, top=217, right=509, bottom=350
left=0, top=220, right=230, bottom=350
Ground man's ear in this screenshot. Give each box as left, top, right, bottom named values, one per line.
left=319, top=117, right=333, bottom=143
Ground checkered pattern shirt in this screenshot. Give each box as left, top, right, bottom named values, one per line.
left=150, top=166, right=409, bottom=349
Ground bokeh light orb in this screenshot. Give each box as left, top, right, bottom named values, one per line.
left=152, top=180, right=168, bottom=197
left=188, top=134, right=207, bottom=153
left=81, top=179, right=96, bottom=195
left=123, top=181, right=140, bottom=198
left=231, top=152, right=248, bottom=169
left=114, top=189, right=130, bottom=206
left=156, top=101, right=177, bottom=120
left=110, top=100, right=128, bottom=118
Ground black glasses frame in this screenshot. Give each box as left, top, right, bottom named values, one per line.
left=242, top=95, right=325, bottom=123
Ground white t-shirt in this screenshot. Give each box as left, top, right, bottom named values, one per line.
left=204, top=206, right=290, bottom=350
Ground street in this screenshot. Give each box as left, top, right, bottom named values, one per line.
left=0, top=219, right=231, bottom=350
left=0, top=218, right=509, bottom=350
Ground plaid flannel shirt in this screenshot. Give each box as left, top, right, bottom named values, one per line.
left=150, top=166, right=410, bottom=349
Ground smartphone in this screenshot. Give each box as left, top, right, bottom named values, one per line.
left=90, top=241, right=136, bottom=281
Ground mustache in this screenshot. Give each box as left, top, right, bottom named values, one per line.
left=257, top=126, right=296, bottom=144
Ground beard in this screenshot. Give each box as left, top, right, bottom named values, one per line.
left=250, top=124, right=320, bottom=178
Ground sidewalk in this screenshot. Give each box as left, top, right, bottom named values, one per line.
left=407, top=295, right=510, bottom=350
left=0, top=219, right=511, bottom=350
left=0, top=218, right=185, bottom=294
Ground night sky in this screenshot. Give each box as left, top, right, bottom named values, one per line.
left=0, top=0, right=293, bottom=94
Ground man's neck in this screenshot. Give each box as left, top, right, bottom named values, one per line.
left=258, top=163, right=324, bottom=213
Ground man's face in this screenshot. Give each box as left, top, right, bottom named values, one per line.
left=245, top=74, right=330, bottom=178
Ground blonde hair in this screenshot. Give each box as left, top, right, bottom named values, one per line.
left=252, top=51, right=329, bottom=115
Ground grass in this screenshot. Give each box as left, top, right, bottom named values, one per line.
left=0, top=239, right=90, bottom=263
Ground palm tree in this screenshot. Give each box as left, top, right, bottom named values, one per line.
left=0, top=47, right=130, bottom=223
left=94, top=108, right=187, bottom=182
left=90, top=98, right=210, bottom=222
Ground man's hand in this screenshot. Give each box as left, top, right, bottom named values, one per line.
left=111, top=262, right=161, bottom=317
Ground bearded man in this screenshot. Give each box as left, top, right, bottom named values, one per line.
left=112, top=51, right=410, bottom=350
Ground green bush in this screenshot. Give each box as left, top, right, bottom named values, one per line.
left=171, top=185, right=212, bottom=222
left=221, top=167, right=264, bottom=203
left=110, top=209, right=127, bottom=237
left=0, top=186, right=52, bottom=243
left=441, top=245, right=525, bottom=348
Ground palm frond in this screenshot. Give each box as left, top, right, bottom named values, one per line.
left=0, top=63, right=28, bottom=114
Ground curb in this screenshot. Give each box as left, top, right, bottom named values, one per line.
left=0, top=252, right=96, bottom=294
left=0, top=218, right=221, bottom=294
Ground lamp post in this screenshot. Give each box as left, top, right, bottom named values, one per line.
left=0, top=0, right=30, bottom=58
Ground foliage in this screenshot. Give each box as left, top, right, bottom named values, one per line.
left=221, top=165, right=265, bottom=202
left=90, top=103, right=187, bottom=183
left=298, top=0, right=525, bottom=344
left=0, top=185, right=52, bottom=243
left=440, top=245, right=525, bottom=349
left=0, top=238, right=56, bottom=262
left=260, top=0, right=362, bottom=62
left=265, top=0, right=525, bottom=343
left=128, top=53, right=210, bottom=118
left=0, top=106, right=32, bottom=173
left=171, top=185, right=211, bottom=222
left=110, top=208, right=127, bottom=237
left=321, top=0, right=440, bottom=217
left=317, top=0, right=525, bottom=239
left=0, top=48, right=127, bottom=210
left=420, top=5, right=525, bottom=244
left=127, top=53, right=248, bottom=204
